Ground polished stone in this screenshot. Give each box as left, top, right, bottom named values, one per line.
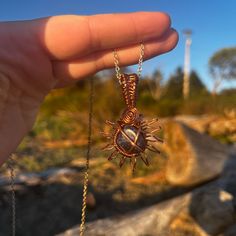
left=116, top=125, right=146, bottom=155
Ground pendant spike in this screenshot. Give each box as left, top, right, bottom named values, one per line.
left=141, top=154, right=149, bottom=166
left=147, top=145, right=161, bottom=154
left=150, top=128, right=161, bottom=134
left=131, top=157, right=137, bottom=172
left=119, top=156, right=126, bottom=168
left=100, top=131, right=111, bottom=138
left=153, top=135, right=164, bottom=143
left=106, top=120, right=115, bottom=126
left=102, top=144, right=114, bottom=151
left=146, top=136, right=157, bottom=142
left=141, top=125, right=148, bottom=130
left=147, top=118, right=159, bottom=126
left=108, top=150, right=117, bottom=161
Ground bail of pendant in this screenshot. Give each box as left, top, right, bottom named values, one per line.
left=119, top=73, right=139, bottom=109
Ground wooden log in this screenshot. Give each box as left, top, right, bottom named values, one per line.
left=57, top=194, right=189, bottom=236
left=57, top=153, right=236, bottom=236
left=56, top=186, right=234, bottom=236
left=164, top=120, right=229, bottom=186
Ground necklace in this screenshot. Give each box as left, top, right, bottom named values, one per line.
left=6, top=44, right=162, bottom=236
left=102, top=44, right=163, bottom=171
left=6, top=76, right=94, bottom=236
left=79, top=76, right=94, bottom=236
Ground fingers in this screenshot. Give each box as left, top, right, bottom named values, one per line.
left=34, top=12, right=171, bottom=60
left=53, top=28, right=178, bottom=82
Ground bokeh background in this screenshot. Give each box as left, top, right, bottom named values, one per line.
left=0, top=1, right=236, bottom=236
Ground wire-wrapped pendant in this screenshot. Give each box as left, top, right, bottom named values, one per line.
left=102, top=73, right=162, bottom=171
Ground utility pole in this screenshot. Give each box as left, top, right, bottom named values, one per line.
left=183, top=29, right=192, bottom=99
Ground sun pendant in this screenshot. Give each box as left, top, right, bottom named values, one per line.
left=102, top=73, right=163, bottom=171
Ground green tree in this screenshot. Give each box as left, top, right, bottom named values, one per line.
left=209, top=47, right=236, bottom=95
left=149, top=69, right=164, bottom=100
left=163, top=67, right=207, bottom=99
left=189, top=70, right=207, bottom=96
left=163, top=67, right=183, bottom=99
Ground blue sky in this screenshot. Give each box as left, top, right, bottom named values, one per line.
left=1, top=0, right=236, bottom=91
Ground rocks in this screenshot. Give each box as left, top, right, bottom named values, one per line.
left=189, top=188, right=234, bottom=235
left=164, top=121, right=229, bottom=186
left=175, top=115, right=236, bottom=143
left=0, top=167, right=77, bottom=187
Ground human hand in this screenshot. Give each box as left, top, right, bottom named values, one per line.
left=0, top=12, right=178, bottom=164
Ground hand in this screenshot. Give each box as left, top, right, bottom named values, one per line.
left=0, top=12, right=178, bottom=165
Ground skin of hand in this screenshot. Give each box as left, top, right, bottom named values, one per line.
left=0, top=12, right=178, bottom=165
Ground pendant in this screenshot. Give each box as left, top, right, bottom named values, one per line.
left=102, top=73, right=163, bottom=171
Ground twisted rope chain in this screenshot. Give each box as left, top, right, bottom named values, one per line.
left=113, top=43, right=144, bottom=83
left=79, top=75, right=94, bottom=236
left=7, top=154, right=16, bottom=236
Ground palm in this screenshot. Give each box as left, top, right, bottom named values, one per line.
left=0, top=13, right=178, bottom=164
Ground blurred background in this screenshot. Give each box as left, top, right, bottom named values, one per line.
left=0, top=1, right=236, bottom=236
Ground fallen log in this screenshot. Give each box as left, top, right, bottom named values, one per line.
left=57, top=194, right=189, bottom=236
left=57, top=153, right=236, bottom=236
left=58, top=186, right=234, bottom=236
left=164, top=120, right=229, bottom=186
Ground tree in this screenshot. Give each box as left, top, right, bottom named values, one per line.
left=209, top=47, right=236, bottom=95
left=189, top=70, right=207, bottom=96
left=163, top=67, right=206, bottom=99
left=147, top=69, right=163, bottom=100
left=163, top=67, right=183, bottom=99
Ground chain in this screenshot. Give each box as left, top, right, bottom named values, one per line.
left=113, top=49, right=122, bottom=82
left=137, top=43, right=145, bottom=78
left=79, top=75, right=94, bottom=236
left=7, top=154, right=16, bottom=236
left=113, top=43, right=145, bottom=84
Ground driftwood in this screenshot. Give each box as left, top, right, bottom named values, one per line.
left=57, top=152, right=236, bottom=236
left=164, top=120, right=229, bottom=186
left=57, top=187, right=234, bottom=236
left=57, top=194, right=189, bottom=236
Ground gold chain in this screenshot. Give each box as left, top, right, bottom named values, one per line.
left=7, top=154, right=16, bottom=236
left=113, top=43, right=145, bottom=83
left=79, top=75, right=94, bottom=236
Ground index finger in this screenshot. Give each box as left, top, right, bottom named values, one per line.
left=33, top=12, right=171, bottom=60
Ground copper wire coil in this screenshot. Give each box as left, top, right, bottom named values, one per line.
left=121, top=108, right=138, bottom=124
left=120, top=74, right=139, bottom=109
